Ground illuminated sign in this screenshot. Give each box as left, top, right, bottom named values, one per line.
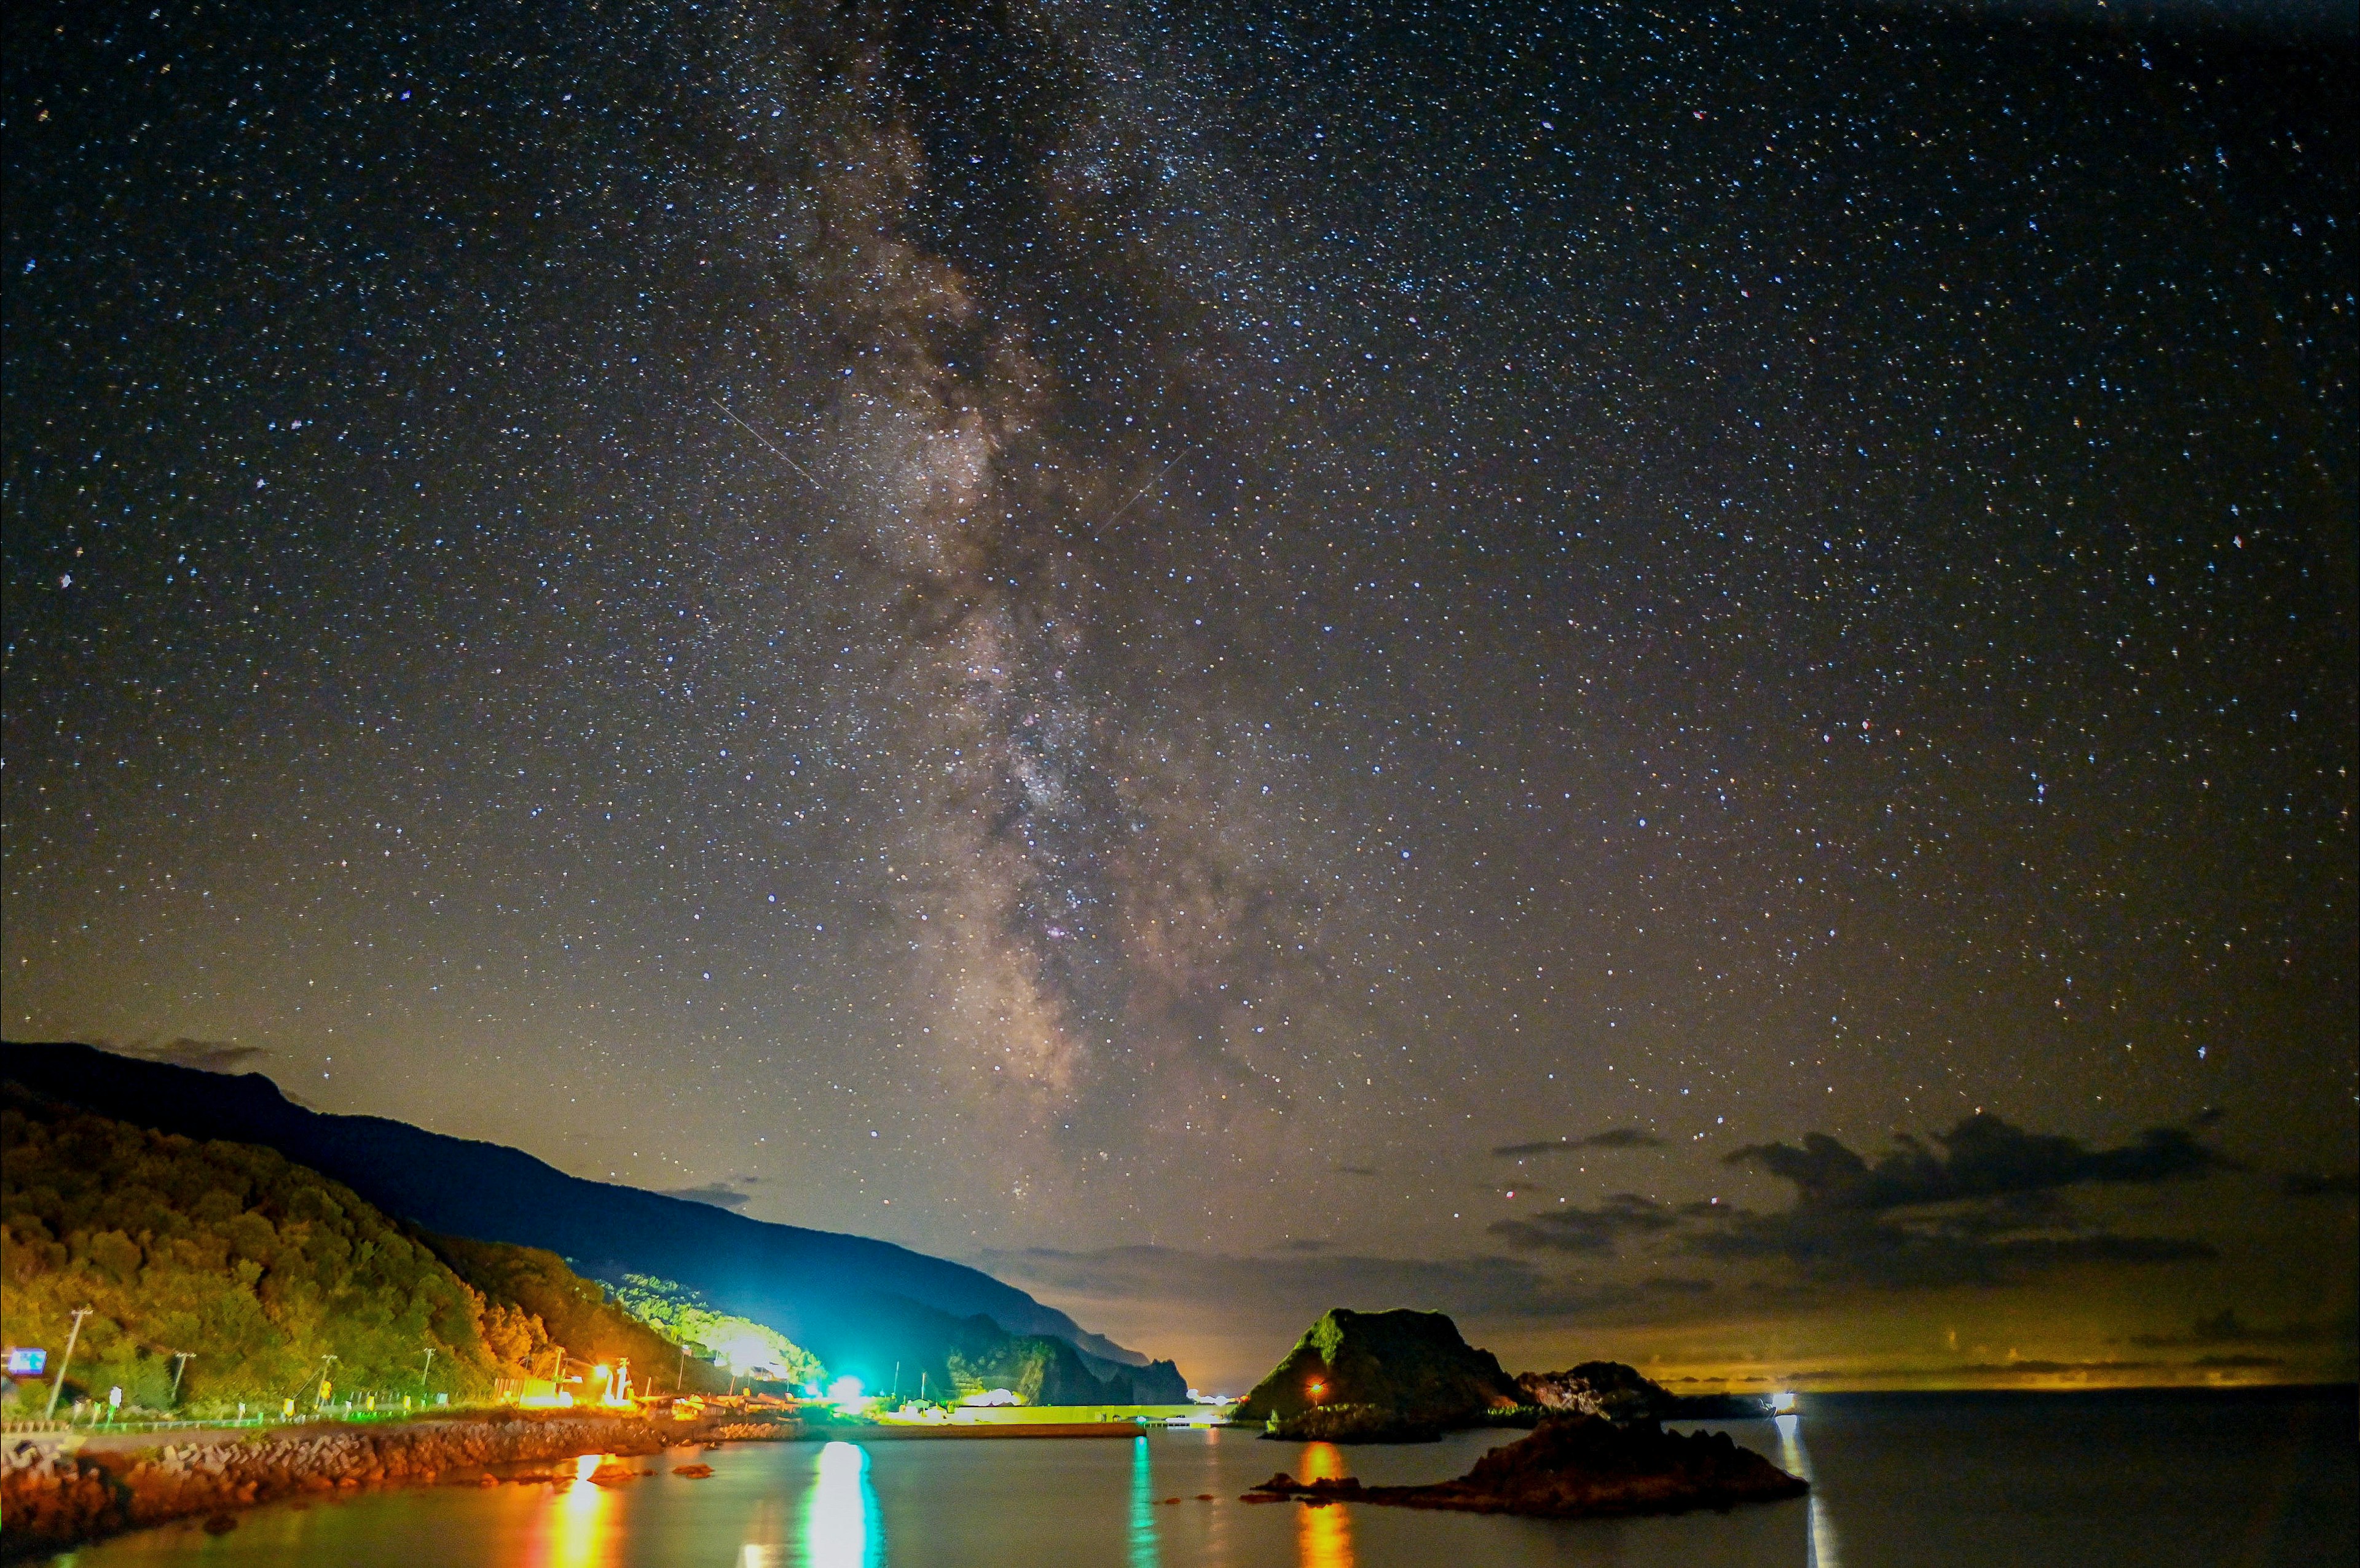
left=4, top=1349, right=45, bottom=1376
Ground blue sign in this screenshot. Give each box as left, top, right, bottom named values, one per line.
left=6, top=1348, right=47, bottom=1376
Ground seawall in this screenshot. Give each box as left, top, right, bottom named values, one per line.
left=0, top=1413, right=787, bottom=1560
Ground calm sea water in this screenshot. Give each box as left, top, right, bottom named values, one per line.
left=54, top=1388, right=2358, bottom=1567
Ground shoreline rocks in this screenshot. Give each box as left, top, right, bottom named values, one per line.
left=0, top=1413, right=795, bottom=1559
left=1244, top=1413, right=1808, bottom=1518
left=1518, top=1362, right=1776, bottom=1422
left=1259, top=1403, right=1444, bottom=1443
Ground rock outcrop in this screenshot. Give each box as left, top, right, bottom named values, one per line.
left=1517, top=1362, right=1774, bottom=1422
left=1243, top=1413, right=1807, bottom=1517
left=0, top=1412, right=792, bottom=1560
left=1261, top=1403, right=1444, bottom=1443
left=1233, top=1309, right=1523, bottom=1435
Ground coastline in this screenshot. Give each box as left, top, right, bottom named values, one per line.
left=0, top=1411, right=793, bottom=1561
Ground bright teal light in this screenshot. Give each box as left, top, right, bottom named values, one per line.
left=802, top=1440, right=884, bottom=1568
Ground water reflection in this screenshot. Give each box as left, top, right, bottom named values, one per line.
left=526, top=1452, right=613, bottom=1568
left=1130, top=1434, right=1162, bottom=1568
left=801, top=1441, right=884, bottom=1568
left=1296, top=1441, right=1355, bottom=1568
left=1774, top=1412, right=1842, bottom=1568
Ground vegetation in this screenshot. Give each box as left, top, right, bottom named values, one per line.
left=0, top=1083, right=714, bottom=1417
left=943, top=1323, right=1187, bottom=1405
left=1, top=1083, right=507, bottom=1414
left=605, top=1272, right=824, bottom=1387
left=425, top=1243, right=739, bottom=1396
left=1233, top=1307, right=1524, bottom=1429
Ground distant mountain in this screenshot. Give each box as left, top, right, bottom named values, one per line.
left=1, top=1042, right=1185, bottom=1403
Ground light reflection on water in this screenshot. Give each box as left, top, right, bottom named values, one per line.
left=525, top=1451, right=612, bottom=1568
left=1773, top=1413, right=1841, bottom=1568
left=1296, top=1440, right=1355, bottom=1568
left=800, top=1441, right=884, bottom=1568
left=60, top=1390, right=2355, bottom=1568
left=1130, top=1434, right=1162, bottom=1568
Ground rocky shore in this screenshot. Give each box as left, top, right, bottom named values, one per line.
left=1245, top=1413, right=1808, bottom=1518
left=0, top=1412, right=793, bottom=1560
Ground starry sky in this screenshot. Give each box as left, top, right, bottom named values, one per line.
left=4, top=0, right=2353, bottom=1391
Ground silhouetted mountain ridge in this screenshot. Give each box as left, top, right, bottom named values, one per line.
left=0, top=1043, right=1184, bottom=1403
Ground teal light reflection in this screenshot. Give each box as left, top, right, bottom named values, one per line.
left=1129, top=1433, right=1162, bottom=1568
left=801, top=1440, right=885, bottom=1568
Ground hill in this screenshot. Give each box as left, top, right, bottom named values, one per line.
left=1, top=1043, right=1184, bottom=1404
left=0, top=1082, right=720, bottom=1414
left=1234, top=1307, right=1524, bottom=1432
left=422, top=1237, right=764, bottom=1397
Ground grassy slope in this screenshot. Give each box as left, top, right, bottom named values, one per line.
left=0, top=1082, right=712, bottom=1415
left=423, top=1235, right=734, bottom=1396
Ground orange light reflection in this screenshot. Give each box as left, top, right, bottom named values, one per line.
left=522, top=1451, right=614, bottom=1568
left=1296, top=1441, right=1354, bottom=1568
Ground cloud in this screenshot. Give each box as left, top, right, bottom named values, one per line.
left=1685, top=1198, right=2216, bottom=1289
left=660, top=1180, right=760, bottom=1212
left=1725, top=1113, right=2227, bottom=1213
left=103, top=1038, right=267, bottom=1073
left=977, top=1242, right=1666, bottom=1328
left=2124, top=1309, right=2340, bottom=1349
left=1489, top=1193, right=1682, bottom=1254
left=1492, top=1128, right=1666, bottom=1157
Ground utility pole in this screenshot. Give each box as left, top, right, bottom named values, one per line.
left=43, top=1308, right=91, bottom=1421
left=418, top=1348, right=436, bottom=1386
left=892, top=1362, right=901, bottom=1401
left=169, top=1352, right=195, bottom=1405
left=675, top=1343, right=688, bottom=1394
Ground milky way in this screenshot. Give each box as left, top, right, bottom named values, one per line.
left=674, top=7, right=1332, bottom=1134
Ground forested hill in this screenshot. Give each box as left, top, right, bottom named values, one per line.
left=0, top=1082, right=730, bottom=1414
left=1, top=1043, right=1184, bottom=1402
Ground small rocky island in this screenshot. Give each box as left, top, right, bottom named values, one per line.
left=1245, top=1413, right=1808, bottom=1518
left=1230, top=1307, right=1526, bottom=1441
left=1233, top=1306, right=1777, bottom=1441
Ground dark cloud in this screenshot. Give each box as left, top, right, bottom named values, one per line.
left=1492, top=1129, right=1666, bottom=1157
left=1479, top=1111, right=2233, bottom=1290
left=2124, top=1309, right=2341, bottom=1348
left=1725, top=1113, right=2227, bottom=1213
left=1488, top=1192, right=1680, bottom=1254
left=660, top=1182, right=757, bottom=1212
left=2281, top=1170, right=2359, bottom=1198
left=977, top=1242, right=1669, bottom=1328
left=101, top=1038, right=267, bottom=1073
left=1686, top=1201, right=2216, bottom=1289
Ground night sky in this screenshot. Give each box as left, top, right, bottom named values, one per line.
left=5, top=0, right=2353, bottom=1390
